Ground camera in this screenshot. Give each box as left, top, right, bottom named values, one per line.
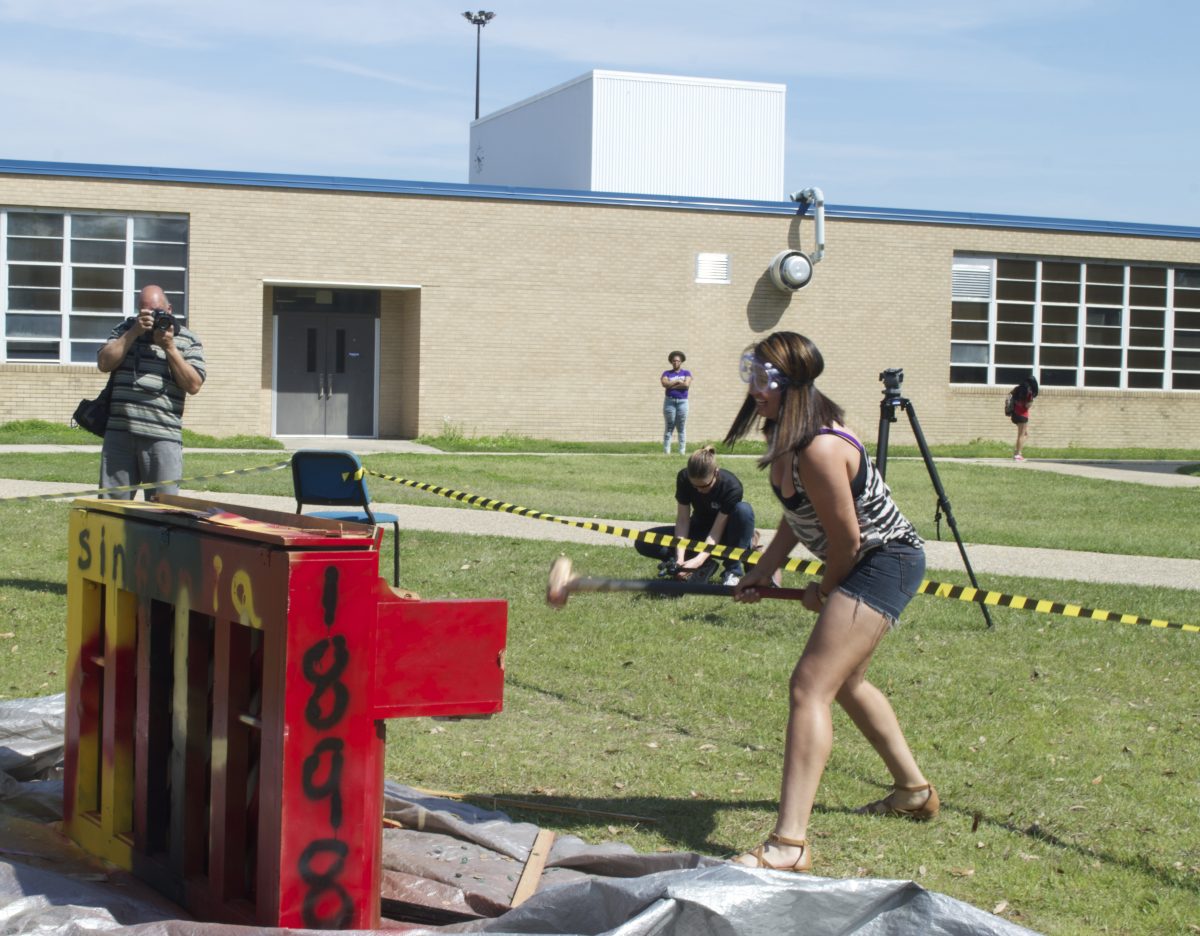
left=879, top=367, right=904, bottom=391
left=152, top=308, right=179, bottom=336
left=656, top=558, right=682, bottom=579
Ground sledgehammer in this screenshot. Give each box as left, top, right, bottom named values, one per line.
left=545, top=556, right=808, bottom=609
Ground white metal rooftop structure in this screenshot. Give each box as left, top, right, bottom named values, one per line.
left=467, top=70, right=786, bottom=201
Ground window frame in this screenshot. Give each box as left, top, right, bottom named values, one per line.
left=951, top=253, right=1198, bottom=391
left=1, top=208, right=189, bottom=365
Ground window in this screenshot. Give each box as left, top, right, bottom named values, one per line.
left=1175, top=269, right=1200, bottom=390
left=950, top=254, right=1199, bottom=391
left=949, top=260, right=992, bottom=384
left=1, top=209, right=188, bottom=364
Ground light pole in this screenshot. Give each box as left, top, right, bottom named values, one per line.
left=462, top=10, right=496, bottom=120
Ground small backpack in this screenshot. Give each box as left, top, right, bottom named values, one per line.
left=1004, top=378, right=1038, bottom=416
left=1003, top=385, right=1021, bottom=417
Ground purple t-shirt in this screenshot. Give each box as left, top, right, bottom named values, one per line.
left=662, top=368, right=691, bottom=400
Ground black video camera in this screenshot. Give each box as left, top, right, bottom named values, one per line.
left=656, top=558, right=682, bottom=579
left=152, top=308, right=179, bottom=336
left=879, top=367, right=904, bottom=391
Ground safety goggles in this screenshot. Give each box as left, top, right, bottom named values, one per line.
left=739, top=352, right=789, bottom=393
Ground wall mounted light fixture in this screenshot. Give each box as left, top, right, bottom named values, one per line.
left=768, top=187, right=825, bottom=293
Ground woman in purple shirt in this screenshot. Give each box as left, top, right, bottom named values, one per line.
left=661, top=350, right=692, bottom=455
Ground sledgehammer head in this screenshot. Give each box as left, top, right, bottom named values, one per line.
left=546, top=556, right=574, bottom=609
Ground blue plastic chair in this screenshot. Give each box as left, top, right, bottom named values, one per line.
left=291, top=449, right=400, bottom=586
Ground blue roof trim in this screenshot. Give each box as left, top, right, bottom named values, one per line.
left=824, top=203, right=1200, bottom=239
left=3, top=157, right=1199, bottom=240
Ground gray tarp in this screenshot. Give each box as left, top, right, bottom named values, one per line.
left=0, top=695, right=1041, bottom=935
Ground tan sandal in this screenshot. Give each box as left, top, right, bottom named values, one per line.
left=737, top=832, right=812, bottom=873
left=857, top=783, right=940, bottom=820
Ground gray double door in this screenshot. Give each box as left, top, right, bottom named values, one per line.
left=274, top=288, right=378, bottom=437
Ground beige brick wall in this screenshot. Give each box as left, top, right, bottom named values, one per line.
left=2, top=172, right=1199, bottom=448
left=379, top=288, right=420, bottom=437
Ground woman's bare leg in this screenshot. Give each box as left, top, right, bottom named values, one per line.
left=734, top=592, right=892, bottom=867
left=1014, top=422, right=1029, bottom=457
left=836, top=659, right=930, bottom=810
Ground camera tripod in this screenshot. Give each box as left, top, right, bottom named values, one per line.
left=875, top=368, right=994, bottom=629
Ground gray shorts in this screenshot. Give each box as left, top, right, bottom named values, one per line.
left=99, top=432, right=183, bottom=500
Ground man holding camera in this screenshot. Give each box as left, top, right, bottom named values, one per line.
left=96, top=284, right=206, bottom=500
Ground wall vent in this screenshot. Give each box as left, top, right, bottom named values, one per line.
left=696, top=252, right=731, bottom=284
left=952, top=261, right=993, bottom=299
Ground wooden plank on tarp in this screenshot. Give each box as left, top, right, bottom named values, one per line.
left=511, top=829, right=556, bottom=908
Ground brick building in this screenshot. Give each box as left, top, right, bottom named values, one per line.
left=1, top=158, right=1198, bottom=448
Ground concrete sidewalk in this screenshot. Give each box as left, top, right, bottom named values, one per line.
left=2, top=444, right=1196, bottom=590
left=6, top=442, right=1200, bottom=487
left=932, top=456, right=1200, bottom=488
left=4, top=478, right=1197, bottom=592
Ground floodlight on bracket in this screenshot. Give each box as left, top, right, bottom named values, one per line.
left=767, top=187, right=825, bottom=293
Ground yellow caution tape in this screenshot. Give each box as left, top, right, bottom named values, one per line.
left=361, top=465, right=1199, bottom=635
left=360, top=465, right=774, bottom=566
left=0, top=459, right=292, bottom=503
left=916, top=579, right=1198, bottom=633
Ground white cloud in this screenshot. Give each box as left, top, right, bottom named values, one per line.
left=2, top=0, right=1197, bottom=224
left=0, top=0, right=470, bottom=47
left=301, top=57, right=453, bottom=95
left=0, top=58, right=466, bottom=179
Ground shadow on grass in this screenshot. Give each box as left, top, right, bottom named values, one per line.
left=445, top=788, right=779, bottom=858
left=458, top=786, right=1200, bottom=895
left=506, top=674, right=1199, bottom=893
left=986, top=811, right=1200, bottom=895
left=505, top=675, right=704, bottom=741
left=850, top=774, right=1200, bottom=894
left=0, top=578, right=66, bottom=596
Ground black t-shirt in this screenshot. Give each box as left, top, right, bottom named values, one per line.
left=675, top=467, right=743, bottom=527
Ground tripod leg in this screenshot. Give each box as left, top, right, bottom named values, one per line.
left=901, top=400, right=995, bottom=629
left=876, top=400, right=897, bottom=479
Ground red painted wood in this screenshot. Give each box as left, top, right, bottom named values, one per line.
left=64, top=495, right=507, bottom=929
left=372, top=586, right=507, bottom=719
left=275, top=551, right=385, bottom=929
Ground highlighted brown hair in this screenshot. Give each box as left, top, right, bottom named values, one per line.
left=723, top=331, right=845, bottom=467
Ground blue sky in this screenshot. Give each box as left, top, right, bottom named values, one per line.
left=1, top=0, right=1196, bottom=226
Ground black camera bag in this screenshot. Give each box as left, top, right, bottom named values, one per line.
left=71, top=371, right=116, bottom=438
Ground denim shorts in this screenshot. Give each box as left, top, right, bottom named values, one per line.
left=834, top=540, right=926, bottom=624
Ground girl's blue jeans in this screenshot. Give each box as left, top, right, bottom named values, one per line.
left=663, top=398, right=688, bottom=454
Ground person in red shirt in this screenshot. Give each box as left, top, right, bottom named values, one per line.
left=1011, top=376, right=1038, bottom=461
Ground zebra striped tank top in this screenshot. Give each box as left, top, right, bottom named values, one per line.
left=771, top=428, right=923, bottom=563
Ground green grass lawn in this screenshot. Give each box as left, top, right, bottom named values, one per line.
left=388, top=537, right=1199, bottom=936
left=0, top=447, right=1197, bottom=935
left=0, top=418, right=282, bottom=449
left=14, top=417, right=1198, bottom=465
left=413, top=427, right=1200, bottom=464
left=1, top=448, right=1196, bottom=559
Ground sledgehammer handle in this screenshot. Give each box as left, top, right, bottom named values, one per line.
left=571, top=577, right=809, bottom=601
